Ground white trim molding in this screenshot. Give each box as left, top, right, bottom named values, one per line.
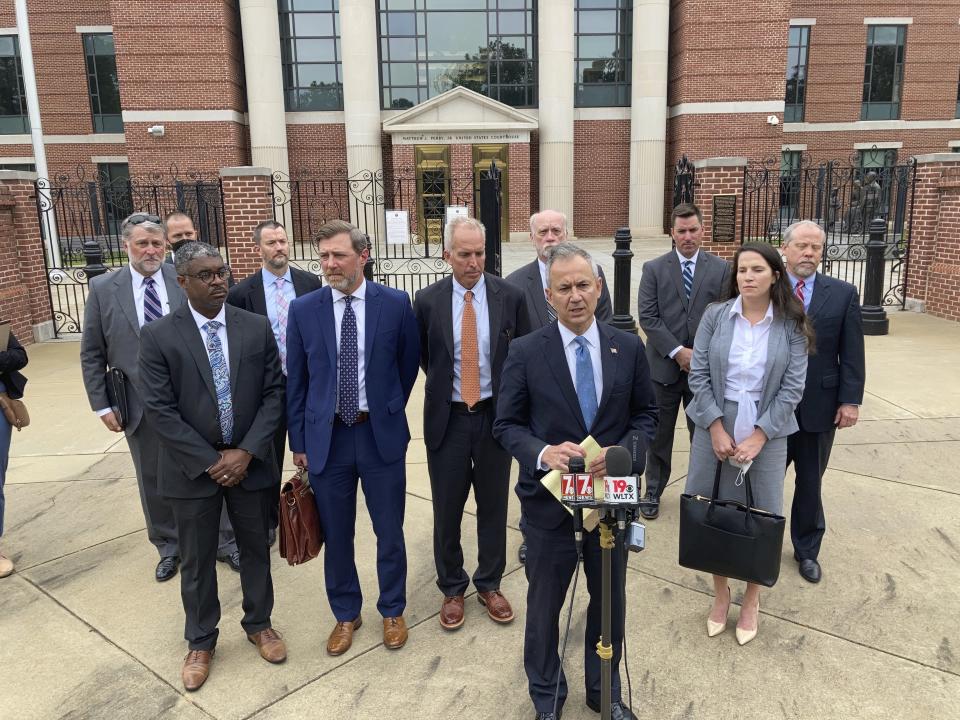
left=0, top=156, right=34, bottom=164
left=854, top=141, right=902, bottom=150
left=948, top=140, right=960, bottom=148
left=864, top=17, right=913, bottom=25
left=44, top=133, right=125, bottom=144
left=668, top=100, right=784, bottom=118
left=121, top=109, right=247, bottom=124
left=574, top=107, right=631, bottom=121
left=91, top=155, right=128, bottom=164
left=789, top=18, right=816, bottom=26
left=784, top=119, right=960, bottom=132
left=75, top=25, right=112, bottom=34
left=0, top=135, right=31, bottom=145
left=0, top=27, right=17, bottom=35
left=285, top=111, right=346, bottom=125
left=782, top=144, right=808, bottom=151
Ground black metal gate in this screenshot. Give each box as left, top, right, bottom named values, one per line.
left=36, top=168, right=226, bottom=336
left=739, top=154, right=914, bottom=307
left=271, top=168, right=500, bottom=297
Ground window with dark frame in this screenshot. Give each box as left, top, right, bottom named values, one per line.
left=0, top=162, right=35, bottom=171
left=279, top=0, right=343, bottom=111
left=83, top=33, right=122, bottom=133
left=784, top=25, right=809, bottom=123
left=0, top=35, right=29, bottom=135
left=378, top=0, right=537, bottom=110
left=861, top=25, right=906, bottom=121
left=575, top=0, right=631, bottom=108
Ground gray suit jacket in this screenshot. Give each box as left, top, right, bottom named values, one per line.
left=505, top=259, right=613, bottom=330
left=80, top=264, right=186, bottom=435
left=637, top=249, right=730, bottom=385
left=686, top=299, right=808, bottom=441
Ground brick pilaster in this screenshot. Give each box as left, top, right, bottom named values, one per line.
left=692, top=157, right=748, bottom=260
left=220, top=167, right=275, bottom=281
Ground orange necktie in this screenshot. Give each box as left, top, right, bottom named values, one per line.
left=461, top=290, right=480, bottom=408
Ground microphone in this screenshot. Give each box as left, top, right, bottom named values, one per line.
left=602, top=445, right=639, bottom=530
left=562, top=456, right=591, bottom=556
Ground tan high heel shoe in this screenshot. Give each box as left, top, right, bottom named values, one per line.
left=706, top=586, right=731, bottom=637
left=736, top=597, right=760, bottom=646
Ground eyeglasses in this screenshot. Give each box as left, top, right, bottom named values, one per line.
left=180, top=267, right=231, bottom=284
left=123, top=213, right=161, bottom=226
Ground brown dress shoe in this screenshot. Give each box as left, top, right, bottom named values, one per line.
left=440, top=595, right=465, bottom=630
left=182, top=649, right=214, bottom=691
left=326, top=616, right=362, bottom=656
left=247, top=627, right=287, bottom=664
left=478, top=590, right=515, bottom=624
left=382, top=616, right=408, bottom=649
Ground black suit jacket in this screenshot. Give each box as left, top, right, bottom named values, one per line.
left=796, top=273, right=866, bottom=433
left=138, top=304, right=285, bottom=499
left=505, top=259, right=613, bottom=330
left=414, top=273, right=531, bottom=450
left=493, top=321, right=659, bottom=530
left=226, top=266, right=322, bottom=316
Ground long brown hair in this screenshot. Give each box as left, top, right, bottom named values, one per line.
left=727, top=242, right=816, bottom=352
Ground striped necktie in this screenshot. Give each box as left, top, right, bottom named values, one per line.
left=795, top=279, right=806, bottom=306
left=682, top=260, right=694, bottom=301
left=143, top=277, right=162, bottom=324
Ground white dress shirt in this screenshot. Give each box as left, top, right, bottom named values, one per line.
left=537, top=318, right=604, bottom=469
left=190, top=302, right=230, bottom=370
left=537, top=258, right=549, bottom=291
left=452, top=274, right=492, bottom=401
left=131, top=265, right=171, bottom=329
left=724, top=295, right=773, bottom=443
left=262, top=267, right=296, bottom=345
left=669, top=249, right=700, bottom=359
left=331, top=280, right=368, bottom=412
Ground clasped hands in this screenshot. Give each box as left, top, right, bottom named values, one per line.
left=207, top=449, right=253, bottom=487
left=543, top=442, right=612, bottom=479
left=708, top=420, right=767, bottom=464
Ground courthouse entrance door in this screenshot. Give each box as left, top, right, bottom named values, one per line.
left=473, top=144, right=509, bottom=243
left=415, top=145, right=450, bottom=252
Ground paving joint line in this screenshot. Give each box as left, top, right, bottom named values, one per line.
left=16, top=528, right=145, bottom=573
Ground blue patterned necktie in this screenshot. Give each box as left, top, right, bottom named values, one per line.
left=338, top=295, right=360, bottom=425
left=143, top=276, right=162, bottom=324
left=203, top=321, right=233, bottom=444
left=682, top=260, right=694, bottom=301
left=574, top=336, right=598, bottom=429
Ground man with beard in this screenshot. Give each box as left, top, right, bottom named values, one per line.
left=139, top=242, right=287, bottom=690
left=286, top=220, right=420, bottom=656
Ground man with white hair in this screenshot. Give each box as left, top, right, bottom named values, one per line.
left=782, top=220, right=865, bottom=584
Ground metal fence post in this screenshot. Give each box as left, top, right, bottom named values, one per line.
left=861, top=217, right=889, bottom=335
left=363, top=233, right=375, bottom=282
left=82, top=239, right=108, bottom=279
left=610, top=227, right=637, bottom=334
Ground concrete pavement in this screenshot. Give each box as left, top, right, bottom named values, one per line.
left=1, top=238, right=958, bottom=719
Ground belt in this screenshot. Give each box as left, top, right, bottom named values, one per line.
left=450, top=398, right=493, bottom=414
left=335, top=411, right=369, bottom=425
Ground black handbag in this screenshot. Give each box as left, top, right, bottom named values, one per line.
left=679, top=461, right=786, bottom=587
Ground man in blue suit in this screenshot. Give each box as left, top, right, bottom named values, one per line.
left=782, top=221, right=865, bottom=584
left=286, top=220, right=420, bottom=656
left=494, top=244, right=658, bottom=720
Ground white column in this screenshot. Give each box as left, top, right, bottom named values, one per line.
left=238, top=0, right=290, bottom=178
left=538, top=0, right=575, bottom=234
left=339, top=0, right=383, bottom=180
left=628, top=0, right=670, bottom=237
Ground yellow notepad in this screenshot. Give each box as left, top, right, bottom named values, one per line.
left=540, top=435, right=603, bottom=530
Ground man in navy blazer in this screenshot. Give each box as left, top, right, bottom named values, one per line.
left=494, top=244, right=658, bottom=720
left=782, top=221, right=865, bottom=584
left=286, top=220, right=420, bottom=656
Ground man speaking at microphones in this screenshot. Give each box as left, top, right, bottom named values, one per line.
left=494, top=244, right=658, bottom=720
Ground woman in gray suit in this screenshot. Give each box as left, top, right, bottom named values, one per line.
left=685, top=242, right=814, bottom=645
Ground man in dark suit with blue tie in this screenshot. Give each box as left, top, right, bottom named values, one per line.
left=286, top=220, right=420, bottom=656
left=782, top=221, right=865, bottom=584
left=494, top=244, right=658, bottom=720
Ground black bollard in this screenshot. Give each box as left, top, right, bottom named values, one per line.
left=861, top=217, right=889, bottom=336
left=610, top=227, right=637, bottom=334
left=363, top=233, right=375, bottom=282
left=82, top=239, right=109, bottom=279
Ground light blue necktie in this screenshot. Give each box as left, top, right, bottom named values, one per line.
left=682, top=260, right=694, bottom=301
left=338, top=295, right=360, bottom=425
left=574, top=336, right=598, bottom=429
left=203, top=321, right=233, bottom=444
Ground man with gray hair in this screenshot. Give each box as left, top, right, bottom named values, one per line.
left=414, top=216, right=530, bottom=631
left=505, top=210, right=613, bottom=563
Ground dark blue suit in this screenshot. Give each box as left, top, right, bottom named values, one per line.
left=494, top=321, right=658, bottom=714
left=788, top=272, right=865, bottom=560
left=286, top=281, right=420, bottom=620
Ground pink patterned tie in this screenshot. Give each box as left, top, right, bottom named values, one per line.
left=275, top=277, right=289, bottom=375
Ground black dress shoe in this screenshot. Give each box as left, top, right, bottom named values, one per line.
left=155, top=556, right=179, bottom=582
left=799, top=558, right=822, bottom=583
left=638, top=491, right=660, bottom=520
left=518, top=542, right=527, bottom=564
left=217, top=550, right=241, bottom=573
left=586, top=698, right=637, bottom=719
left=534, top=712, right=560, bottom=720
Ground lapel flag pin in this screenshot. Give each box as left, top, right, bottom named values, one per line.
left=610, top=347, right=618, bottom=354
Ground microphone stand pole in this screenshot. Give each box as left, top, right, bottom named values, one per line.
left=597, top=514, right=615, bottom=720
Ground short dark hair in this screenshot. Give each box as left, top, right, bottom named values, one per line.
left=253, top=219, right=284, bottom=244
left=163, top=210, right=193, bottom=231
left=671, top=203, right=703, bottom=229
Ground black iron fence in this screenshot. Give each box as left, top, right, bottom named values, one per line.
left=739, top=155, right=915, bottom=308
left=36, top=167, right=226, bottom=335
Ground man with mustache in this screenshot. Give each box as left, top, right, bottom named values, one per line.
left=286, top=220, right=420, bottom=656
left=139, top=242, right=287, bottom=690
